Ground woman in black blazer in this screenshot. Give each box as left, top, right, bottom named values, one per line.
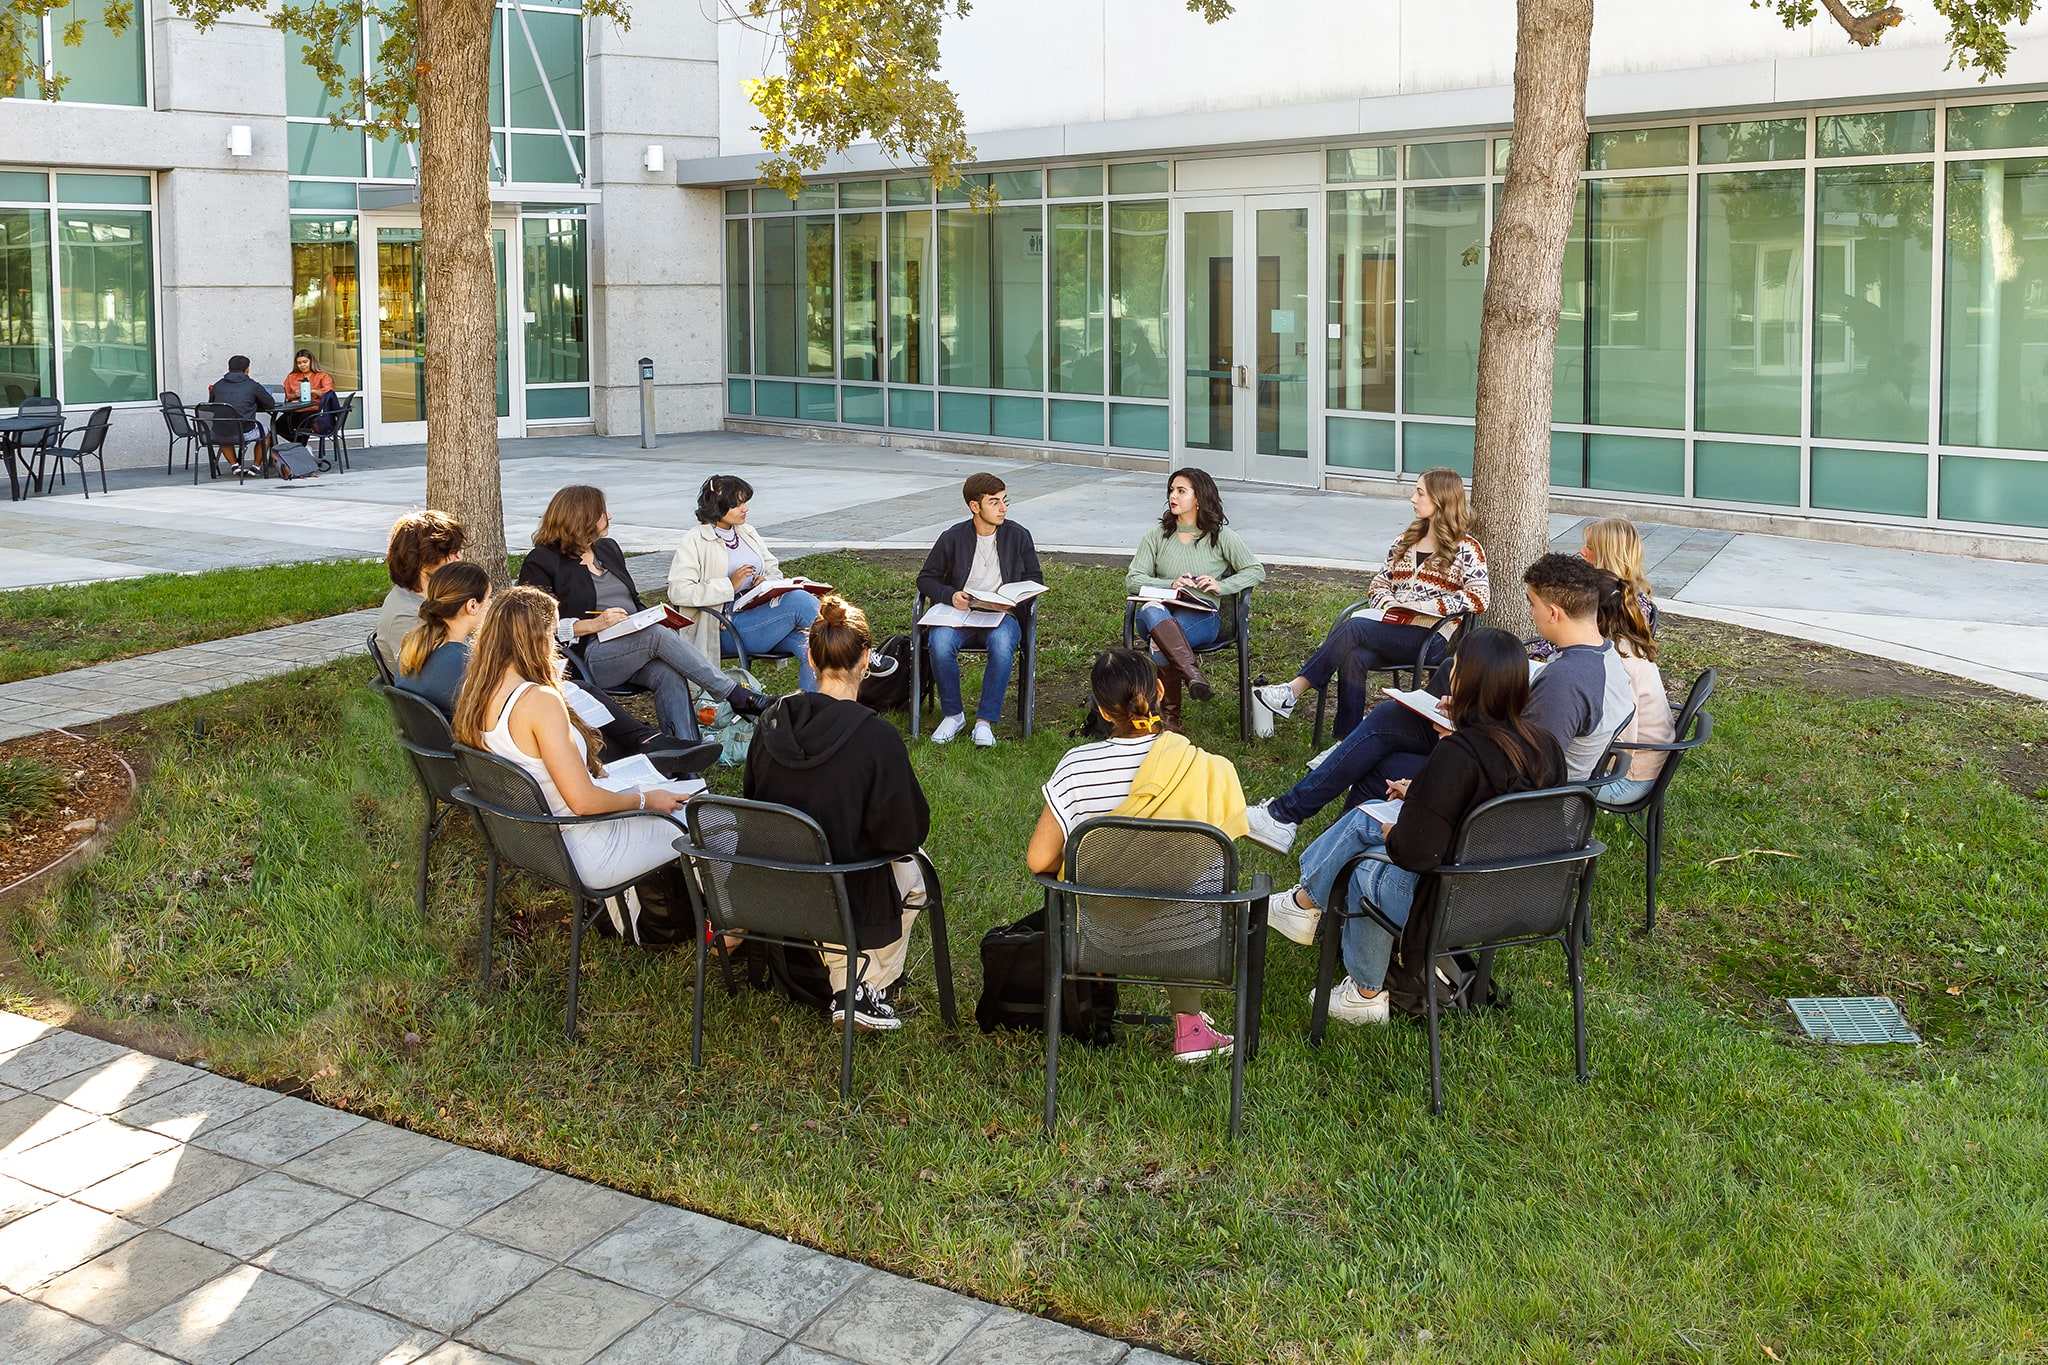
left=517, top=485, right=768, bottom=739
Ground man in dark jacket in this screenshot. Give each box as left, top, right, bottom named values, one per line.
left=913, top=472, right=1043, bottom=748
left=207, top=355, right=276, bottom=469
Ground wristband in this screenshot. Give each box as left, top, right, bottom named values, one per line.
left=637, top=790, right=646, bottom=811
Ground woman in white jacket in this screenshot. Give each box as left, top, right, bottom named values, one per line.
left=667, top=474, right=821, bottom=691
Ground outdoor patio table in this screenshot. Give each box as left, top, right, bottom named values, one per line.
left=0, top=410, right=61, bottom=501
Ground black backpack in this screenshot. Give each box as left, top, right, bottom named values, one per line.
left=734, top=938, right=834, bottom=1011
left=593, top=865, right=696, bottom=947
left=857, top=633, right=917, bottom=712
left=974, top=908, right=1118, bottom=1046
left=1382, top=896, right=1509, bottom=1019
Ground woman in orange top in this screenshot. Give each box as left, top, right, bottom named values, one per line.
left=278, top=350, right=336, bottom=444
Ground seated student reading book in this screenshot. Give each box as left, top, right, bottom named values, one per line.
left=1128, top=583, right=1220, bottom=613
left=1125, top=468, right=1265, bottom=731
left=913, top=472, right=1045, bottom=748
left=667, top=475, right=824, bottom=689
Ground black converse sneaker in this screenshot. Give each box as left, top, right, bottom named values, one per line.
left=832, top=983, right=903, bottom=1031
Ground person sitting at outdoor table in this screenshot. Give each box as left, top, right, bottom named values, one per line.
left=376, top=509, right=466, bottom=662
left=1245, top=553, right=1636, bottom=854
left=1026, top=647, right=1250, bottom=1064
left=206, top=354, right=276, bottom=469
left=395, top=561, right=491, bottom=713
left=743, top=596, right=931, bottom=1032
left=1253, top=467, right=1489, bottom=748
left=274, top=349, right=335, bottom=445
left=667, top=474, right=821, bottom=691
left=914, top=471, right=1043, bottom=748
left=1263, top=626, right=1565, bottom=1025
left=451, top=586, right=686, bottom=889
left=519, top=484, right=768, bottom=741
left=1125, top=467, right=1266, bottom=732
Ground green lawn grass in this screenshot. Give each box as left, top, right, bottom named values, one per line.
left=10, top=553, right=2048, bottom=1362
left=0, top=755, right=63, bottom=833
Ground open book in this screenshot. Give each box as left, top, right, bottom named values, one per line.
left=1127, top=584, right=1219, bottom=613
left=593, top=753, right=706, bottom=802
left=594, top=603, right=693, bottom=643
left=1383, top=687, right=1453, bottom=731
left=1350, top=603, right=1450, bottom=629
left=965, top=580, right=1047, bottom=611
left=733, top=576, right=832, bottom=613
left=917, top=604, right=1007, bottom=630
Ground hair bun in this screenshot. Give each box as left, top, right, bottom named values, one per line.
left=817, top=597, right=846, bottom=627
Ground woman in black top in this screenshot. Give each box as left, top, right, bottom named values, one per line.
left=516, top=484, right=767, bottom=740
left=1265, top=627, right=1563, bottom=1027
left=744, top=596, right=931, bottom=1033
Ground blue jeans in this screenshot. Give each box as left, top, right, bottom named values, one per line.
left=926, top=613, right=1022, bottom=723
left=1598, top=774, right=1656, bottom=806
left=721, top=591, right=822, bottom=690
left=1136, top=603, right=1223, bottom=657
left=1271, top=695, right=1437, bottom=827
left=1299, top=808, right=1420, bottom=992
left=1299, top=617, right=1443, bottom=739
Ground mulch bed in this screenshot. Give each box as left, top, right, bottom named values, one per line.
left=0, top=730, right=134, bottom=891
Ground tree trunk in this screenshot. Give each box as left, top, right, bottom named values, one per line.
left=417, top=0, right=508, bottom=582
left=1470, top=0, right=1593, bottom=637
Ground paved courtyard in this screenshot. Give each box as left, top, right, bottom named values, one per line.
left=0, top=1012, right=1182, bottom=1365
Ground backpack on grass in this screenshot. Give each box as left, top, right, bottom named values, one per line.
left=973, top=908, right=1118, bottom=1047
left=1382, top=898, right=1510, bottom=1019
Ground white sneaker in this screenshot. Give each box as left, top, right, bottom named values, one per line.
left=1317, top=977, right=1391, bottom=1026
left=1244, top=801, right=1298, bottom=855
left=972, top=720, right=996, bottom=748
left=1305, top=742, right=1339, bottom=772
left=1268, top=885, right=1321, bottom=946
left=1254, top=683, right=1299, bottom=722
left=930, top=714, right=966, bottom=744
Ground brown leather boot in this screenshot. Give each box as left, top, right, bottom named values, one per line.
left=1157, top=668, right=1185, bottom=733
left=1148, top=618, right=1214, bottom=701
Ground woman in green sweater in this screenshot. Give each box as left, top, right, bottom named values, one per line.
left=1126, top=467, right=1266, bottom=729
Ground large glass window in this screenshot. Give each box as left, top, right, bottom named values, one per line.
left=10, top=2, right=147, bottom=105
left=522, top=213, right=587, bottom=391
left=1813, top=163, right=1932, bottom=444
left=840, top=213, right=881, bottom=381
left=937, top=205, right=1042, bottom=391
left=289, top=216, right=362, bottom=399
left=0, top=208, right=53, bottom=405
left=1697, top=170, right=1804, bottom=436
left=1942, top=156, right=2048, bottom=451
left=1551, top=186, right=1587, bottom=424
left=1403, top=183, right=1486, bottom=417
left=56, top=206, right=154, bottom=403
left=752, top=216, right=832, bottom=378
left=1049, top=203, right=1104, bottom=394
left=1588, top=174, right=1687, bottom=428
left=888, top=210, right=931, bottom=384
left=1109, top=201, right=1168, bottom=399
left=724, top=218, right=749, bottom=374
left=1327, top=189, right=1395, bottom=413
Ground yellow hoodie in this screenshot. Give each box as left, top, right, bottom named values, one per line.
left=1111, top=731, right=1249, bottom=839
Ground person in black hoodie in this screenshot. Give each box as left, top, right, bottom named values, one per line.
left=914, top=472, right=1043, bottom=748
left=745, top=595, right=932, bottom=1031
left=1263, top=627, right=1563, bottom=1027
left=207, top=354, right=277, bottom=471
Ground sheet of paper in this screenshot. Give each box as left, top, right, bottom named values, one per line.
left=1384, top=687, right=1452, bottom=731
left=561, top=682, right=612, bottom=727
left=1360, top=798, right=1404, bottom=826
left=918, top=603, right=1005, bottom=630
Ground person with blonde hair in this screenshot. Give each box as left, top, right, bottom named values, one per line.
left=375, top=509, right=466, bottom=663
left=394, top=560, right=491, bottom=713
left=452, top=587, right=686, bottom=888
left=517, top=484, right=768, bottom=741
left=1533, top=515, right=1660, bottom=663
left=1254, top=467, right=1488, bottom=746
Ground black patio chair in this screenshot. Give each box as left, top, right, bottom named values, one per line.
left=1307, top=604, right=1475, bottom=754
left=1034, top=817, right=1271, bottom=1138
left=374, top=682, right=464, bottom=917
left=707, top=602, right=800, bottom=685
left=12, top=396, right=62, bottom=495
left=1308, top=785, right=1604, bottom=1115
left=35, top=406, right=112, bottom=498
left=674, top=795, right=956, bottom=1099
left=314, top=392, right=356, bottom=473
left=159, top=391, right=197, bottom=476
left=193, top=402, right=257, bottom=482
left=909, top=590, right=1038, bottom=739
left=1596, top=668, right=1716, bottom=936
left=559, top=642, right=701, bottom=743
left=450, top=743, right=688, bottom=1042
left=367, top=632, right=396, bottom=686
left=1121, top=587, right=1256, bottom=740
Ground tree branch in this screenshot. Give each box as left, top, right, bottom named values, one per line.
left=1817, top=0, right=1904, bottom=43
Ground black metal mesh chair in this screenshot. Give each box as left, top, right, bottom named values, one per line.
left=1597, top=668, right=1715, bottom=935
left=1307, top=604, right=1474, bottom=753
left=35, top=406, right=111, bottom=498
left=11, top=397, right=61, bottom=496
left=367, top=632, right=396, bottom=685
left=1034, top=817, right=1271, bottom=1138
left=675, top=795, right=956, bottom=1099
left=707, top=602, right=799, bottom=682
left=374, top=683, right=464, bottom=916
left=1121, top=588, right=1256, bottom=740
left=159, top=392, right=196, bottom=476
left=193, top=402, right=255, bottom=482
left=909, top=591, right=1038, bottom=739
left=450, top=743, right=687, bottom=1041
left=1309, top=785, right=1603, bottom=1115
left=313, top=392, right=355, bottom=473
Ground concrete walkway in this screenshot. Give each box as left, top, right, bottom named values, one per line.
left=4, top=431, right=2047, bottom=700
left=0, top=1012, right=1182, bottom=1365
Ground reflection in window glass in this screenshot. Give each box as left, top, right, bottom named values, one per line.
left=507, top=8, right=584, bottom=130
left=1587, top=126, right=1688, bottom=171
left=1696, top=170, right=1804, bottom=436
left=48, top=4, right=147, bottom=106
left=287, top=23, right=363, bottom=118
left=840, top=213, right=881, bottom=381
left=1812, top=163, right=1931, bottom=444
left=1699, top=118, right=1806, bottom=164
left=1049, top=203, right=1104, bottom=394
left=1182, top=208, right=1233, bottom=452
left=1254, top=205, right=1310, bottom=459
left=888, top=210, right=931, bottom=384
left=1109, top=201, right=1168, bottom=399
left=289, top=216, right=361, bottom=399
left=1326, top=189, right=1395, bottom=413
left=754, top=217, right=835, bottom=378
left=1589, top=174, right=1686, bottom=428
left=1945, top=100, right=2048, bottom=152
left=1817, top=109, right=1933, bottom=157
left=0, top=209, right=53, bottom=404
left=1405, top=141, right=1485, bottom=180
left=288, top=123, right=368, bottom=179
left=1109, top=162, right=1168, bottom=195
left=724, top=218, right=749, bottom=373
left=1402, top=183, right=1485, bottom=417
left=1550, top=186, right=1586, bottom=424
left=1943, top=157, right=2048, bottom=451
left=522, top=215, right=587, bottom=383
left=937, top=206, right=1041, bottom=391
left=57, top=209, right=154, bottom=403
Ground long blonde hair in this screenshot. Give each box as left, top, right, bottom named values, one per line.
left=1583, top=516, right=1652, bottom=604
left=400, top=561, right=490, bottom=676
left=1393, top=467, right=1474, bottom=574
left=451, top=586, right=603, bottom=774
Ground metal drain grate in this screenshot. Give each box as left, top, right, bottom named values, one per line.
left=1787, top=996, right=1920, bottom=1045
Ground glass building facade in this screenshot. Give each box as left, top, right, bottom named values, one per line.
left=721, top=97, right=2048, bottom=535
left=0, top=170, right=158, bottom=408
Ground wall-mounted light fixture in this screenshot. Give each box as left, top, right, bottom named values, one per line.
left=228, top=124, right=253, bottom=157
left=643, top=144, right=665, bottom=173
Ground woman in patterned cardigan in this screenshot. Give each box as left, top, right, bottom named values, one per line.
left=1254, top=467, right=1490, bottom=742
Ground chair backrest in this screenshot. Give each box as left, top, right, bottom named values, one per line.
left=1645, top=668, right=1716, bottom=802
left=76, top=407, right=112, bottom=454
left=375, top=682, right=463, bottom=803
left=160, top=391, right=192, bottom=438
left=193, top=402, right=245, bottom=447
left=1428, top=786, right=1599, bottom=955
left=1062, top=816, right=1239, bottom=985
left=367, top=633, right=396, bottom=685
left=680, top=794, right=851, bottom=945
left=20, top=395, right=59, bottom=414
left=453, top=743, right=584, bottom=894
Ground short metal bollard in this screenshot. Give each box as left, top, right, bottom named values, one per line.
left=638, top=357, right=657, bottom=449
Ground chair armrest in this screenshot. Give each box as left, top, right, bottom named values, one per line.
left=1030, top=873, right=1274, bottom=908
left=450, top=784, right=691, bottom=835
left=1607, top=734, right=1707, bottom=755
left=672, top=841, right=900, bottom=877
left=1120, top=600, right=1138, bottom=648
left=1432, top=842, right=1607, bottom=878
left=1588, top=749, right=1630, bottom=785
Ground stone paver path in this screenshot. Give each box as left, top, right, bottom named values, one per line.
left=0, top=1011, right=1185, bottom=1365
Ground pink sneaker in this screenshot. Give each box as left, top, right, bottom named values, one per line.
left=1172, top=1012, right=1234, bottom=1064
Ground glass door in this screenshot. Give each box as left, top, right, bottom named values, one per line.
left=362, top=216, right=520, bottom=445
left=1173, top=194, right=1320, bottom=486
